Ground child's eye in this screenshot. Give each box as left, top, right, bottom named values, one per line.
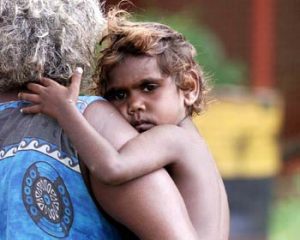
left=142, top=83, right=157, bottom=92
left=106, top=90, right=127, bottom=101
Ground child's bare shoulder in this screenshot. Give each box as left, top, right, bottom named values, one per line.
left=151, top=121, right=205, bottom=144
left=147, top=124, right=190, bottom=143
left=145, top=123, right=203, bottom=160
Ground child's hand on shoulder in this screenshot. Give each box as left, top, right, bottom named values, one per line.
left=19, top=67, right=83, bottom=119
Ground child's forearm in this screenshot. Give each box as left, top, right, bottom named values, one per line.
left=54, top=98, right=186, bottom=186
left=55, top=102, right=182, bottom=185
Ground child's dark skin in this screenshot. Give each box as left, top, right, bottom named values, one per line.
left=20, top=55, right=229, bottom=239
left=18, top=69, right=198, bottom=239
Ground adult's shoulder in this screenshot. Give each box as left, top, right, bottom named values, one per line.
left=81, top=96, right=120, bottom=123
left=77, top=95, right=106, bottom=114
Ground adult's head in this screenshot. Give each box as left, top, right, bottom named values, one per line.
left=0, top=0, right=105, bottom=92
left=94, top=9, right=209, bottom=115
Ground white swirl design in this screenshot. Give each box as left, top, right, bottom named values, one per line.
left=0, top=139, right=80, bottom=172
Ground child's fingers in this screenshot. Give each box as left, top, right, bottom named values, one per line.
left=27, top=82, right=46, bottom=94
left=18, top=92, right=41, bottom=104
left=69, top=67, right=83, bottom=96
left=20, top=105, right=42, bottom=114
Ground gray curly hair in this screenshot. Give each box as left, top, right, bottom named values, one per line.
left=0, top=0, right=105, bottom=92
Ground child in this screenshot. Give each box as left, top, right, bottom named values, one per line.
left=1, top=0, right=197, bottom=239
left=20, top=8, right=229, bottom=239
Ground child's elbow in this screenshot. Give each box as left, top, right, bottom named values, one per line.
left=99, top=163, right=128, bottom=186
left=101, top=174, right=124, bottom=186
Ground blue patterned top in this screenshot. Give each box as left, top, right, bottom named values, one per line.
left=0, top=96, right=122, bottom=239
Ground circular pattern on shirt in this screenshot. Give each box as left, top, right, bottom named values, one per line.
left=22, top=161, right=73, bottom=238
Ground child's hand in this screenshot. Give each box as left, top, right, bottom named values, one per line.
left=19, top=67, right=83, bottom=119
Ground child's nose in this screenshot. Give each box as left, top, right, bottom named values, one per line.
left=127, top=95, right=145, bottom=115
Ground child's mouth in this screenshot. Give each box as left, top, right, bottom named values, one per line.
left=132, top=121, right=155, bottom=132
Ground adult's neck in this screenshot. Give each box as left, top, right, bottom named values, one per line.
left=0, top=91, right=19, bottom=103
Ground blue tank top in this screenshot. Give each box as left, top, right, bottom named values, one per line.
left=0, top=96, right=122, bottom=239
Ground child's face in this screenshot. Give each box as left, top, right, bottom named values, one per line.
left=104, top=55, right=187, bottom=132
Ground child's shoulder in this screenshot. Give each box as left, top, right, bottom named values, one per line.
left=154, top=123, right=211, bottom=155
left=149, top=124, right=187, bottom=137
left=151, top=121, right=200, bottom=140
left=146, top=124, right=195, bottom=150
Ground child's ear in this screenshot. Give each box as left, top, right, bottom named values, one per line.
left=183, top=70, right=200, bottom=106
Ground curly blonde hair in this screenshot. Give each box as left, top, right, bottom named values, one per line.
left=93, top=8, right=209, bottom=114
left=0, top=0, right=105, bottom=92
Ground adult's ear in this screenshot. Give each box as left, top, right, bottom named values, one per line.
left=183, top=69, right=200, bottom=107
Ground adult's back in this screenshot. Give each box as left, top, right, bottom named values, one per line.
left=0, top=97, right=122, bottom=239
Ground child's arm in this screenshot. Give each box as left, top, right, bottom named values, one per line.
left=20, top=71, right=188, bottom=185
left=20, top=71, right=198, bottom=239
left=82, top=103, right=198, bottom=239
